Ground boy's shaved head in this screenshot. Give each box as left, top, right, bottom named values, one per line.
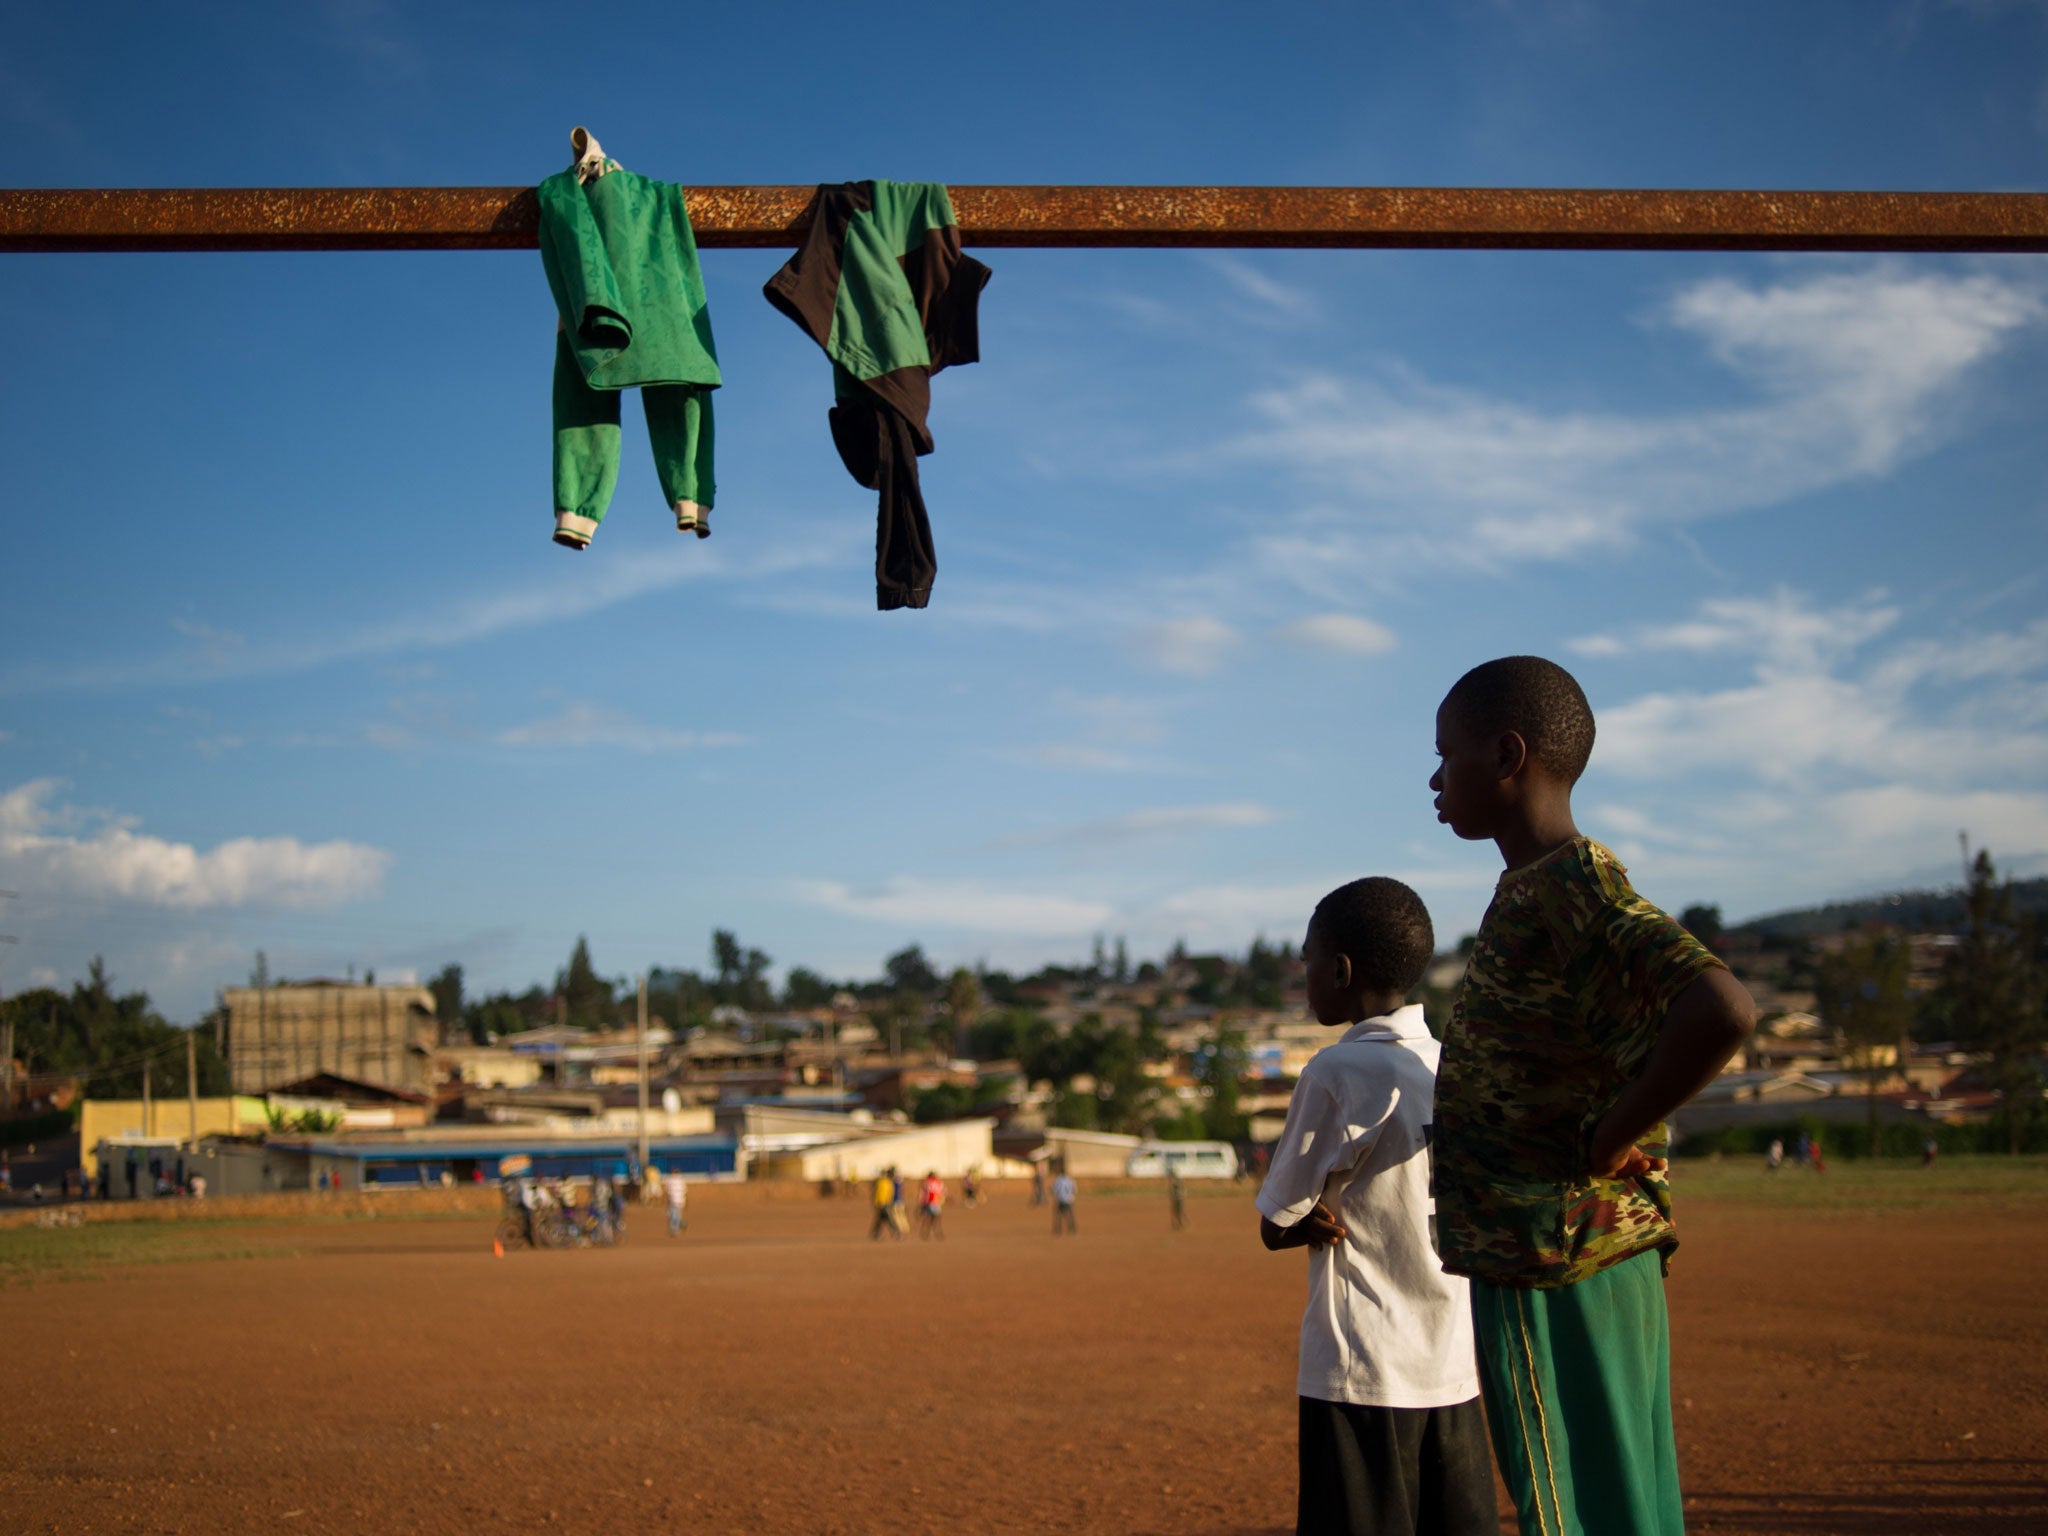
left=1309, top=877, right=1435, bottom=995
left=1442, top=656, right=1596, bottom=784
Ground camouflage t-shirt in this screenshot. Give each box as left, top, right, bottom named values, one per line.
left=1433, top=838, right=1724, bottom=1289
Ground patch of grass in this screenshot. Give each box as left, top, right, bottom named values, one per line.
left=0, top=1221, right=300, bottom=1284
left=1674, top=1153, right=2048, bottom=1212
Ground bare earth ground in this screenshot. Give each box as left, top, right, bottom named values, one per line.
left=2, top=1170, right=2044, bottom=1536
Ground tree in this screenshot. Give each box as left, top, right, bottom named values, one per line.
left=710, top=931, right=773, bottom=1011
left=649, top=966, right=712, bottom=1031
left=1942, top=848, right=2046, bottom=1154
left=906, top=1081, right=979, bottom=1124
left=1243, top=936, right=1291, bottom=1009
left=945, top=968, right=983, bottom=1057
left=0, top=959, right=228, bottom=1099
left=1679, top=905, right=1725, bottom=950
left=427, top=964, right=464, bottom=1044
left=1194, top=1024, right=1250, bottom=1142
left=1815, top=928, right=1913, bottom=1156
left=963, top=1006, right=1037, bottom=1062
left=781, top=966, right=836, bottom=1010
left=884, top=944, right=941, bottom=998
left=555, top=937, right=611, bottom=1030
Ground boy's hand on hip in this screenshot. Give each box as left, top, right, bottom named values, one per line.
left=1589, top=1120, right=1665, bottom=1180
left=1301, top=1200, right=1347, bottom=1248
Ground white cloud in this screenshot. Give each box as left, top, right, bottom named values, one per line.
left=1134, top=616, right=1240, bottom=675
left=995, top=802, right=1279, bottom=849
left=1278, top=613, right=1398, bottom=656
left=1824, top=784, right=2048, bottom=851
left=1561, top=589, right=2048, bottom=918
left=0, top=780, right=390, bottom=910
left=1020, top=744, right=1152, bottom=773
left=1571, top=589, right=1900, bottom=670
left=1015, top=693, right=1178, bottom=773
left=791, top=877, right=1114, bottom=936
left=1593, top=592, right=2048, bottom=786
left=1205, top=255, right=1317, bottom=318
left=1188, top=266, right=2044, bottom=588
left=1057, top=693, right=1168, bottom=747
left=495, top=704, right=746, bottom=753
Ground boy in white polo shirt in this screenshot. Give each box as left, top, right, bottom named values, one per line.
left=1258, top=877, right=1494, bottom=1536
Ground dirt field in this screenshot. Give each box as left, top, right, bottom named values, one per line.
left=3, top=1170, right=2044, bottom=1536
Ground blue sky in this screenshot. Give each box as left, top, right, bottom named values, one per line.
left=4, top=1, right=2046, bottom=1021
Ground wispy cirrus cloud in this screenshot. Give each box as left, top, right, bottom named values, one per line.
left=1196, top=265, right=2044, bottom=594
left=1134, top=615, right=1241, bottom=675
left=494, top=704, right=746, bottom=753
left=1278, top=613, right=1398, bottom=656
left=1568, top=588, right=1902, bottom=669
left=1011, top=692, right=1184, bottom=774
left=0, top=535, right=848, bottom=696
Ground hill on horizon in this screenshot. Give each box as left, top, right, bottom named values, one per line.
left=1732, top=877, right=2048, bottom=941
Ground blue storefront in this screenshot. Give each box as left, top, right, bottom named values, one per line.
left=294, top=1133, right=740, bottom=1189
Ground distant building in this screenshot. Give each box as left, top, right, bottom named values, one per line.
left=222, top=982, right=437, bottom=1093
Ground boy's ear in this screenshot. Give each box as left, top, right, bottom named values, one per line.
left=1331, top=952, right=1353, bottom=990
left=1494, top=730, right=1530, bottom=781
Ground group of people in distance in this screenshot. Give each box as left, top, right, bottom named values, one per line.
left=1257, top=657, right=1757, bottom=1536
left=868, top=1166, right=949, bottom=1240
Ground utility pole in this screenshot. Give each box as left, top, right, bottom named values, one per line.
left=142, top=1055, right=152, bottom=1138
left=0, top=892, right=17, bottom=1114
left=186, top=1029, right=198, bottom=1147
left=637, top=974, right=650, bottom=1178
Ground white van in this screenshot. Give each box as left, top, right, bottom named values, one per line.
left=1125, top=1140, right=1238, bottom=1180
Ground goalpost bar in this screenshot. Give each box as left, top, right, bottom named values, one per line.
left=3, top=185, right=2046, bottom=253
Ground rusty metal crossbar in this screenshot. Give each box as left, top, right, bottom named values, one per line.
left=3, top=185, right=2046, bottom=253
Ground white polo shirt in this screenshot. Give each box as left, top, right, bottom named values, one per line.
left=1256, top=1005, right=1479, bottom=1409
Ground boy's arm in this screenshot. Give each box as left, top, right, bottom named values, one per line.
left=1589, top=967, right=1757, bottom=1178
left=1259, top=1201, right=1346, bottom=1252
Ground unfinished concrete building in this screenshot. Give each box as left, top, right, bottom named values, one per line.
left=222, top=982, right=438, bottom=1093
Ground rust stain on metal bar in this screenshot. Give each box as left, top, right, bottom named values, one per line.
left=3, top=185, right=2046, bottom=253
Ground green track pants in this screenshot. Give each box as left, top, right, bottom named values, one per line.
left=551, top=330, right=716, bottom=549
left=1470, top=1250, right=1683, bottom=1536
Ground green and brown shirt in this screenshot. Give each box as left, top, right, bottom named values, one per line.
left=1433, top=838, right=1724, bottom=1289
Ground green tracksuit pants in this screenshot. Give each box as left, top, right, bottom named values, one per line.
left=1470, top=1250, right=1683, bottom=1536
left=551, top=331, right=716, bottom=550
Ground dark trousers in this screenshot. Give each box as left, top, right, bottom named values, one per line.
left=1297, top=1395, right=1495, bottom=1536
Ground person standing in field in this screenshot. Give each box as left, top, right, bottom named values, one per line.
left=1427, top=656, right=1756, bottom=1536
left=1766, top=1138, right=1783, bottom=1172
left=889, top=1164, right=909, bottom=1235
left=871, top=1167, right=900, bottom=1241
left=1050, top=1168, right=1077, bottom=1236
left=662, top=1166, right=689, bottom=1237
left=1259, top=877, right=1495, bottom=1536
left=1168, top=1168, right=1187, bottom=1232
left=1032, top=1162, right=1047, bottom=1206
left=919, top=1170, right=946, bottom=1240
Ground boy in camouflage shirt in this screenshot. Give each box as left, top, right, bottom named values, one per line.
left=1427, top=657, right=1756, bottom=1536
